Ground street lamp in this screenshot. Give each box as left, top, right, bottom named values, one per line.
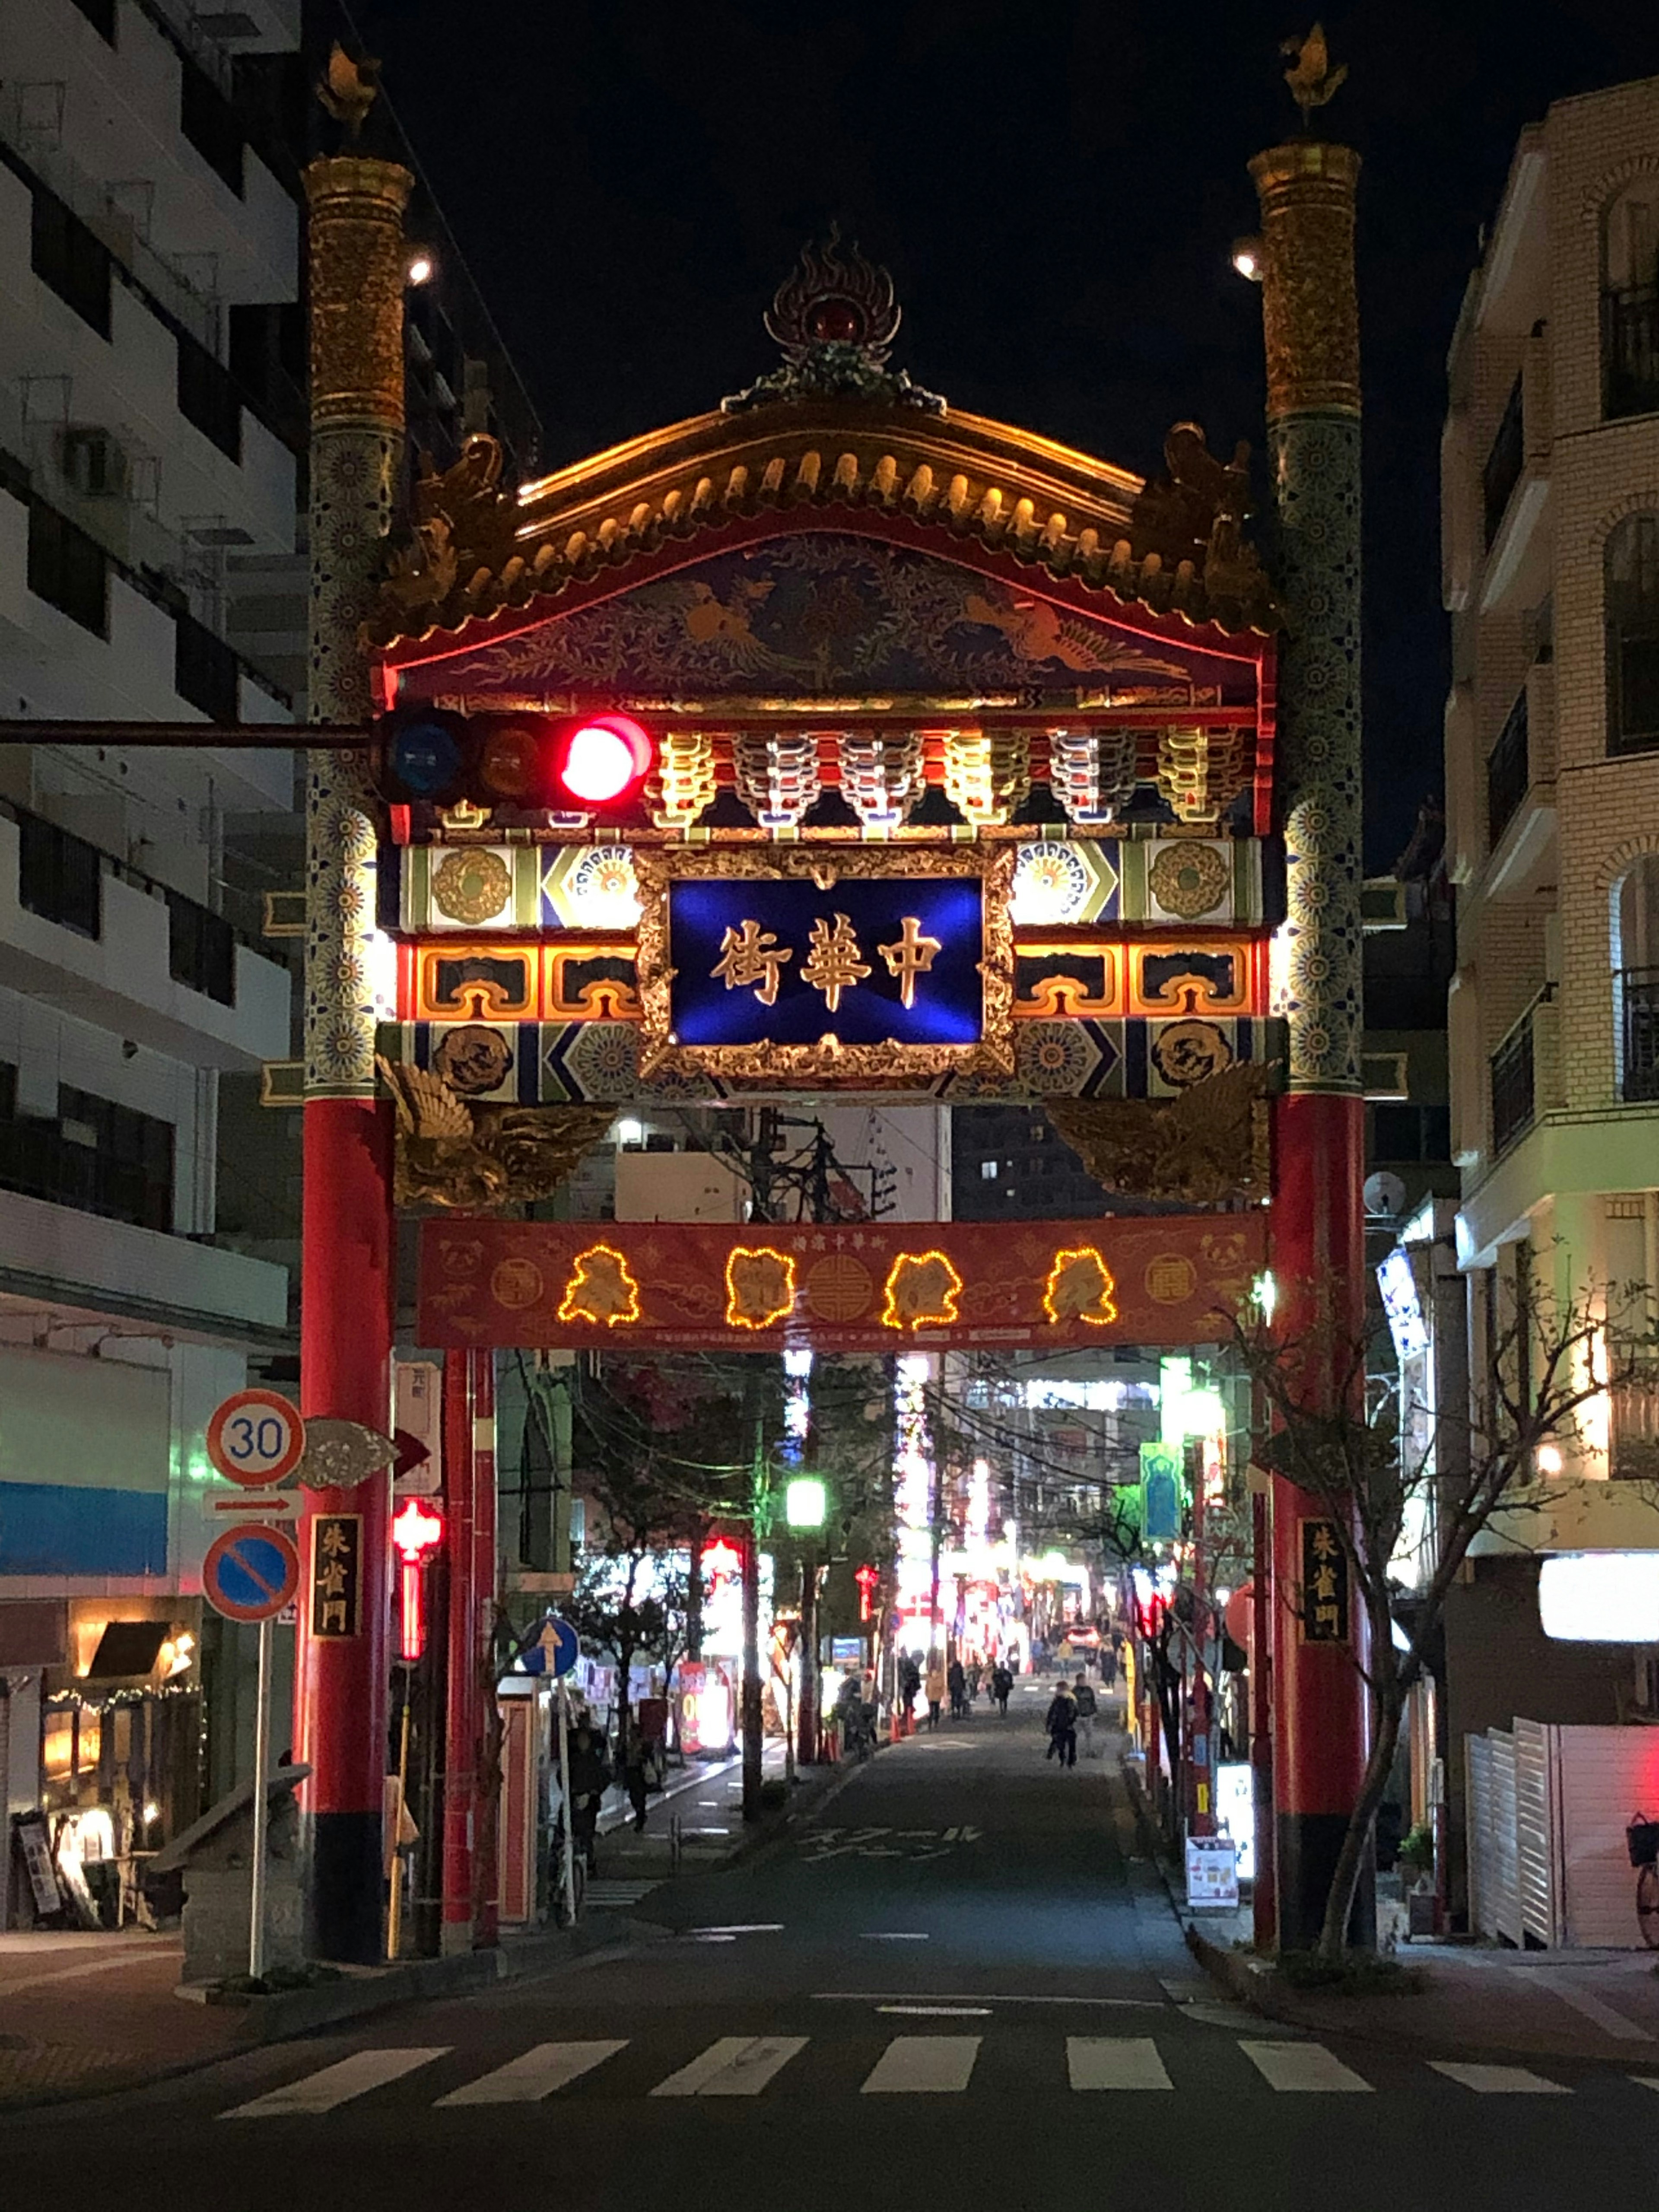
left=784, top=1475, right=827, bottom=1529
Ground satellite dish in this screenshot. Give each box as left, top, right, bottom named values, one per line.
left=1363, top=1170, right=1407, bottom=1220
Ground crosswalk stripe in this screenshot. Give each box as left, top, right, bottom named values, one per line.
left=1517, top=1970, right=1654, bottom=2042
left=435, top=2040, right=627, bottom=2106
left=1239, top=2040, right=1372, bottom=2093
left=1428, top=2062, right=1568, bottom=2094
left=222, top=2048, right=451, bottom=2118
left=861, top=2035, right=982, bottom=2094
left=586, top=1882, right=658, bottom=1904
left=1067, top=2036, right=1173, bottom=2091
left=650, top=2037, right=809, bottom=2098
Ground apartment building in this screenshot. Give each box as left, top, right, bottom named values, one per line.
left=1429, top=76, right=1659, bottom=1915
left=0, top=0, right=540, bottom=1923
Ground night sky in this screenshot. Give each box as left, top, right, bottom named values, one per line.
left=351, top=2, right=1659, bottom=868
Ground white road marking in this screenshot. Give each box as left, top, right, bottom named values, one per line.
left=1239, top=2040, right=1372, bottom=2093
left=435, top=2041, right=626, bottom=2106
left=1428, top=2061, right=1568, bottom=2094
left=812, top=1991, right=1161, bottom=2007
left=1512, top=1968, right=1655, bottom=2042
left=688, top=1924, right=784, bottom=1935
left=861, top=1931, right=929, bottom=1940
left=222, top=2048, right=450, bottom=2117
left=1067, top=2037, right=1173, bottom=2090
left=650, top=2036, right=808, bottom=2098
left=861, top=2035, right=982, bottom=2093
left=879, top=2005, right=991, bottom=2017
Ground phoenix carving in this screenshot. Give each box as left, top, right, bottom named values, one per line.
left=1045, top=1064, right=1270, bottom=1208
left=377, top=1058, right=612, bottom=1211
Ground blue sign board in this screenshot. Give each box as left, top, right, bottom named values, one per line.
left=668, top=875, right=983, bottom=1049
left=524, top=1616, right=580, bottom=1678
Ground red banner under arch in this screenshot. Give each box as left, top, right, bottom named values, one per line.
left=418, top=1214, right=1266, bottom=1354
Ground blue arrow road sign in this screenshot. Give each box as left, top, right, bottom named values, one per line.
left=547, top=1618, right=579, bottom=1677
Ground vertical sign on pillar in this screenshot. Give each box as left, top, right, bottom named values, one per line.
left=294, top=112, right=412, bottom=1966
left=1251, top=69, right=1373, bottom=1950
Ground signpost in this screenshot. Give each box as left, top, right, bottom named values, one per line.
left=204, top=1388, right=305, bottom=1979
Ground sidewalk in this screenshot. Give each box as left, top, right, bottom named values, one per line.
left=0, top=1737, right=840, bottom=2113
left=1120, top=1751, right=1659, bottom=2066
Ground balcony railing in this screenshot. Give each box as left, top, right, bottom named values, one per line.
left=1611, top=1354, right=1659, bottom=1480
left=1483, top=376, right=1525, bottom=549
left=1490, top=1009, right=1536, bottom=1156
left=1619, top=967, right=1659, bottom=1102
left=1487, top=687, right=1530, bottom=850
left=1603, top=285, right=1659, bottom=422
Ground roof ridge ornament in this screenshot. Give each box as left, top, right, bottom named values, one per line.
left=724, top=224, right=945, bottom=416
left=1280, top=22, right=1348, bottom=132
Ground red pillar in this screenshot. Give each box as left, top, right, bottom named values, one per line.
left=1268, top=1090, right=1372, bottom=1949
left=470, top=1349, right=499, bottom=1948
left=294, top=1096, right=394, bottom=1964
left=441, top=1351, right=478, bottom=1951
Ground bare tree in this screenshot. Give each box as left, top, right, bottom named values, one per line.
left=1237, top=1275, right=1657, bottom=1961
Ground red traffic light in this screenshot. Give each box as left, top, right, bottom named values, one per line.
left=392, top=1497, right=444, bottom=1562
left=551, top=715, right=654, bottom=807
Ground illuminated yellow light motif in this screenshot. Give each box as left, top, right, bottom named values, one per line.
left=725, top=1246, right=798, bottom=1331
left=712, top=919, right=793, bottom=1005
left=801, top=913, right=871, bottom=1012
left=878, top=915, right=943, bottom=1008
left=1043, top=1247, right=1119, bottom=1328
left=557, top=1243, right=642, bottom=1328
left=880, top=1251, right=964, bottom=1332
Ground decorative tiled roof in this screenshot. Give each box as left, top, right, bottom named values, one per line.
left=369, top=405, right=1279, bottom=655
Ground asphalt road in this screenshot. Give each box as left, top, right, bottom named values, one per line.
left=7, top=1681, right=1658, bottom=2212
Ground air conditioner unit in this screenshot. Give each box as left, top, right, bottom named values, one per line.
left=57, top=426, right=130, bottom=500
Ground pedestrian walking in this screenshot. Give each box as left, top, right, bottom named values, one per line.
left=1071, top=1671, right=1099, bottom=1757
left=1099, top=1641, right=1119, bottom=1693
left=618, top=1713, right=650, bottom=1833
left=991, top=1662, right=1013, bottom=1716
left=925, top=1656, right=947, bottom=1730
left=947, top=1656, right=966, bottom=1719
left=899, top=1651, right=921, bottom=1728
left=566, top=1724, right=612, bottom=1872
left=1044, top=1682, right=1077, bottom=1768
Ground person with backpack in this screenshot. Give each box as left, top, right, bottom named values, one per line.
left=1044, top=1681, right=1077, bottom=1768
left=946, top=1656, right=966, bottom=1719
left=1071, top=1670, right=1099, bottom=1757
left=991, top=1662, right=1013, bottom=1716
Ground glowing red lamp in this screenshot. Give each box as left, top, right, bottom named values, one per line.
left=855, top=1562, right=880, bottom=1622
left=700, top=1536, right=743, bottom=1589
left=392, top=1497, right=444, bottom=1662
left=551, top=713, right=654, bottom=808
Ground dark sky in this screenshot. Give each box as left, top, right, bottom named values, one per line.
left=351, top=2, right=1659, bottom=868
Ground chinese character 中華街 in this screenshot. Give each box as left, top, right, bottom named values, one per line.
left=712, top=919, right=794, bottom=1006
left=801, top=913, right=871, bottom=1014
left=877, top=915, right=943, bottom=1009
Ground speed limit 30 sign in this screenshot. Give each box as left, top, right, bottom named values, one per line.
left=207, top=1389, right=306, bottom=1488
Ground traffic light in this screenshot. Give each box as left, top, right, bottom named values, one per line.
left=374, top=707, right=656, bottom=816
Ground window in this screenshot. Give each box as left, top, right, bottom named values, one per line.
left=17, top=811, right=103, bottom=938
left=1602, top=180, right=1659, bottom=421
left=179, top=61, right=244, bottom=196
left=177, top=334, right=242, bottom=461
left=167, top=891, right=235, bottom=1005
left=1482, top=377, right=1524, bottom=549
left=980, top=1159, right=998, bottom=1181
left=1605, top=515, right=1659, bottom=755
left=30, top=188, right=111, bottom=337
left=27, top=502, right=108, bottom=636
left=1487, top=686, right=1530, bottom=849
left=1615, top=856, right=1659, bottom=1102
left=174, top=610, right=239, bottom=724
left=0, top=1078, right=173, bottom=1234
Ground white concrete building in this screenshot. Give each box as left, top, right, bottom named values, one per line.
left=0, top=0, right=299, bottom=1910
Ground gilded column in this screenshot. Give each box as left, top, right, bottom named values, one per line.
left=1250, top=131, right=1372, bottom=1950
left=295, top=151, right=410, bottom=1964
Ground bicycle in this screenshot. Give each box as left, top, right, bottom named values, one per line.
left=1626, top=1812, right=1659, bottom=1946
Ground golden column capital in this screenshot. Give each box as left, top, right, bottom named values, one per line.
left=303, top=155, right=413, bottom=428
left=1247, top=139, right=1360, bottom=419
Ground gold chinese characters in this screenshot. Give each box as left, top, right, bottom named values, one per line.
left=711, top=912, right=942, bottom=1014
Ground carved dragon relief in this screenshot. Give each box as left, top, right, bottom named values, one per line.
left=377, top=1056, right=612, bottom=1211
left=1045, top=1063, right=1270, bottom=1208
left=1128, top=422, right=1267, bottom=611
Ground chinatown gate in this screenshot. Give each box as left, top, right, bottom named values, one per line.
left=294, top=103, right=1367, bottom=1964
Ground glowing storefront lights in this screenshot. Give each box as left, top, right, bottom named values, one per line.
left=1539, top=1552, right=1659, bottom=1643
left=893, top=1353, right=936, bottom=1621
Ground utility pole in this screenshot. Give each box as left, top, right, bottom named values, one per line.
left=741, top=1399, right=766, bottom=1822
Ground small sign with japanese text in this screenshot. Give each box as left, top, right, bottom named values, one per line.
left=1185, top=1833, right=1239, bottom=1910
left=310, top=1513, right=363, bottom=1639
left=1300, top=1518, right=1350, bottom=1644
